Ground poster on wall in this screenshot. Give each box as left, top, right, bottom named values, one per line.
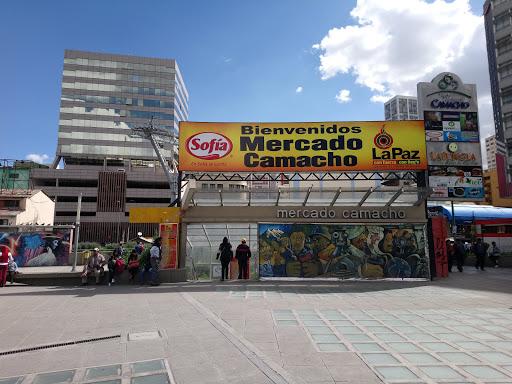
left=428, top=166, right=483, bottom=199
left=0, top=231, right=72, bottom=267
left=258, top=223, right=429, bottom=280
left=159, top=223, right=178, bottom=269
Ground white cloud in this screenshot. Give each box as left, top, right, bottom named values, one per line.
left=296, top=86, right=303, bottom=93
left=313, top=0, right=492, bottom=126
left=335, top=89, right=351, bottom=103
left=26, top=154, right=50, bottom=164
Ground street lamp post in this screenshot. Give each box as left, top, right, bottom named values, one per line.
left=71, top=193, right=82, bottom=272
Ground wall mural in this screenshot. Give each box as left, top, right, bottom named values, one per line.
left=259, top=224, right=428, bottom=279
left=0, top=231, right=72, bottom=267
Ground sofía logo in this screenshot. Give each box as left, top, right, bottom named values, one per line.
left=374, top=125, right=393, bottom=150
left=185, top=132, right=233, bottom=160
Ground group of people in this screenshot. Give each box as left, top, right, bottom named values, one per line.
left=446, top=238, right=501, bottom=272
left=216, top=237, right=251, bottom=280
left=0, top=245, right=19, bottom=287
left=81, top=238, right=164, bottom=286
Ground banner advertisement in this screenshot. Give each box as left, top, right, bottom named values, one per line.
left=159, top=223, right=178, bottom=269
left=428, top=166, right=484, bottom=199
left=258, top=223, right=429, bottom=280
left=428, top=142, right=482, bottom=166
left=424, top=111, right=479, bottom=142
left=179, top=121, right=427, bottom=172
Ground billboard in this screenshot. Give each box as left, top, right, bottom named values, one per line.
left=179, top=121, right=427, bottom=172
left=258, top=223, right=428, bottom=279
left=418, top=73, right=484, bottom=201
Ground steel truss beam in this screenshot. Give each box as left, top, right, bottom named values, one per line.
left=181, top=171, right=419, bottom=183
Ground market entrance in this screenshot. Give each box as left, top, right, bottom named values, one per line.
left=185, top=223, right=258, bottom=280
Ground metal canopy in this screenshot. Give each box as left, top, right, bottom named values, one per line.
left=182, top=186, right=432, bottom=209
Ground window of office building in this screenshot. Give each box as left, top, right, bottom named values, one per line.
left=494, top=0, right=508, bottom=6
left=495, top=13, right=511, bottom=31
left=500, top=61, right=512, bottom=81
left=502, top=87, right=512, bottom=105
left=497, top=37, right=512, bottom=55
left=504, top=114, right=512, bottom=130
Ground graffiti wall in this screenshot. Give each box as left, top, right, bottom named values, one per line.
left=259, top=224, right=428, bottom=279
left=0, top=231, right=72, bottom=267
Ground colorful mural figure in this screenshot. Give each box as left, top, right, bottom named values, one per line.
left=259, top=224, right=428, bottom=279
left=0, top=231, right=71, bottom=267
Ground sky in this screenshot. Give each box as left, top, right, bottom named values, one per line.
left=0, top=0, right=492, bottom=165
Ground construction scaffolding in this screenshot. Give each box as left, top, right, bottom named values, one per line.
left=0, top=159, right=45, bottom=194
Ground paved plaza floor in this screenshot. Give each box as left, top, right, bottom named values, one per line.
left=1, top=267, right=512, bottom=384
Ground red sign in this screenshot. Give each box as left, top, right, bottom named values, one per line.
left=185, top=132, right=233, bottom=160
left=159, top=223, right=178, bottom=269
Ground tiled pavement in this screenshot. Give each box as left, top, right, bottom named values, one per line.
left=0, top=267, right=512, bottom=384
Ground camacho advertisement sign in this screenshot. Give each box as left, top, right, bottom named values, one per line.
left=179, top=121, right=427, bottom=172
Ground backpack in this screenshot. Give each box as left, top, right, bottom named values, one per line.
left=220, top=244, right=233, bottom=259
left=114, top=259, right=125, bottom=275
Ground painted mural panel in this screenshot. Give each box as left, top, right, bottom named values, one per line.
left=259, top=224, right=428, bottom=279
left=0, top=231, right=72, bottom=267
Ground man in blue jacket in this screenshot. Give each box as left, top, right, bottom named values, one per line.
left=472, top=238, right=486, bottom=271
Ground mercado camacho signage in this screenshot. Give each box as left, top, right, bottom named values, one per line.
left=179, top=121, right=427, bottom=172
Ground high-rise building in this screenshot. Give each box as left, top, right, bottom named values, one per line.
left=485, top=135, right=506, bottom=171
left=31, top=50, right=189, bottom=243
left=384, top=95, right=418, bottom=121
left=484, top=0, right=512, bottom=176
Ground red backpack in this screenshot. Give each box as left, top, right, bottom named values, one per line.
left=114, top=259, right=125, bottom=275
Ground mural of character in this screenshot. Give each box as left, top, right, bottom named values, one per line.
left=0, top=232, right=71, bottom=267
left=285, top=226, right=320, bottom=278
left=257, top=224, right=429, bottom=280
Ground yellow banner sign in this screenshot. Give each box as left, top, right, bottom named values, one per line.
left=179, top=121, right=427, bottom=172
left=129, top=207, right=180, bottom=224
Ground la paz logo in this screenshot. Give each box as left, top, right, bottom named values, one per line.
left=185, top=132, right=233, bottom=160
left=374, top=125, right=393, bottom=150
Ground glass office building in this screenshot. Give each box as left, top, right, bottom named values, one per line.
left=31, top=50, right=189, bottom=243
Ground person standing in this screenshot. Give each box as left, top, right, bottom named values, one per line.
left=150, top=237, right=163, bottom=286
left=82, top=248, right=105, bottom=285
left=235, top=238, right=251, bottom=279
left=134, top=241, right=144, bottom=255
left=453, top=238, right=466, bottom=272
left=472, top=238, right=486, bottom=271
left=446, top=239, right=455, bottom=273
left=216, top=237, right=233, bottom=281
left=118, top=242, right=124, bottom=257
left=0, top=245, right=12, bottom=287
left=489, top=241, right=501, bottom=268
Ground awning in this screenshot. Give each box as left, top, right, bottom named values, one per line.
left=182, top=185, right=432, bottom=209
left=432, top=204, right=512, bottom=224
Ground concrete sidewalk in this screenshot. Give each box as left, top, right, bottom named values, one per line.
left=0, top=267, right=512, bottom=384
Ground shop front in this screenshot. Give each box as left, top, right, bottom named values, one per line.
left=179, top=120, right=431, bottom=281
left=181, top=182, right=430, bottom=280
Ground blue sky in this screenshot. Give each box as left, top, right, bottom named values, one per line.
left=0, top=0, right=490, bottom=164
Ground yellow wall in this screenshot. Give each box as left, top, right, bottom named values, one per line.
left=483, top=170, right=512, bottom=207
left=129, top=207, right=180, bottom=223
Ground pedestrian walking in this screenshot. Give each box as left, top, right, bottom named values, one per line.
left=453, top=238, right=466, bottom=272
left=472, top=238, right=486, bottom=271
left=0, top=245, right=12, bottom=287
left=118, top=242, right=124, bottom=257
left=235, top=238, right=251, bottom=279
left=216, top=237, right=233, bottom=281
left=150, top=237, right=163, bottom=286
left=488, top=241, right=501, bottom=268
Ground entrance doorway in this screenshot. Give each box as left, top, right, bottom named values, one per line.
left=186, top=223, right=258, bottom=280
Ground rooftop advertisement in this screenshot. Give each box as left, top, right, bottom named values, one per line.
left=179, top=121, right=427, bottom=172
